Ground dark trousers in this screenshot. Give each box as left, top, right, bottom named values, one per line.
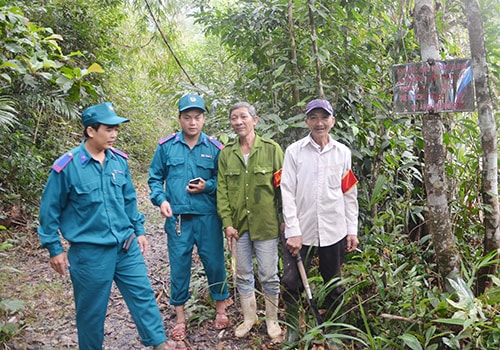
left=281, top=235, right=346, bottom=310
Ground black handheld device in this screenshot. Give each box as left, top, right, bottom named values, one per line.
left=189, top=177, right=202, bottom=184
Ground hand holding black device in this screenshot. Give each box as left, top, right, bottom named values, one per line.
left=189, top=177, right=203, bottom=185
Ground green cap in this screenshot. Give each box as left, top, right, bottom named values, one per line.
left=81, top=102, right=129, bottom=127
left=178, top=94, right=207, bottom=112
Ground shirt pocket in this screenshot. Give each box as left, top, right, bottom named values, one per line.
left=196, top=158, right=215, bottom=178
left=111, top=171, right=126, bottom=200
left=327, top=166, right=343, bottom=190
left=166, top=157, right=185, bottom=176
left=223, top=168, right=241, bottom=191
left=71, top=180, right=101, bottom=209
left=253, top=166, right=272, bottom=186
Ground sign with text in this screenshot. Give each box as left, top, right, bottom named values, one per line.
left=392, top=59, right=474, bottom=114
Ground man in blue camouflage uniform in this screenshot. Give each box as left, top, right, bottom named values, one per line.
left=38, top=102, right=176, bottom=350
left=148, top=94, right=229, bottom=342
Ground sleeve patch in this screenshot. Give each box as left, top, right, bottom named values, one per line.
left=341, top=169, right=358, bottom=193
left=208, top=136, right=224, bottom=150
left=273, top=168, right=282, bottom=188
left=110, top=147, right=129, bottom=159
left=52, top=152, right=74, bottom=173
left=159, top=133, right=176, bottom=145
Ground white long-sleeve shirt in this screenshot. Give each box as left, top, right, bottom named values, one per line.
left=281, top=134, right=359, bottom=246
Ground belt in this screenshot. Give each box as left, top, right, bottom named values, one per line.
left=176, top=214, right=194, bottom=220
left=174, top=214, right=196, bottom=236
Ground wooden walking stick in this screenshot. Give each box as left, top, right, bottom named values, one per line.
left=231, top=237, right=237, bottom=304
left=296, top=253, right=323, bottom=325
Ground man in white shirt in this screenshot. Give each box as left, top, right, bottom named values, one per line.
left=280, top=98, right=359, bottom=343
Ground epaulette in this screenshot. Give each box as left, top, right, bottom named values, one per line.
left=261, top=137, right=278, bottom=145
left=208, top=136, right=224, bottom=150
left=110, top=147, right=129, bottom=160
left=159, top=133, right=176, bottom=145
left=52, top=152, right=74, bottom=173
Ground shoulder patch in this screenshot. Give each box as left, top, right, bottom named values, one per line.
left=110, top=147, right=129, bottom=160
left=52, top=152, right=74, bottom=173
left=159, top=133, right=176, bottom=145
left=208, top=136, right=224, bottom=150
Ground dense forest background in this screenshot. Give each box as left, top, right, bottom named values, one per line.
left=1, top=0, right=499, bottom=349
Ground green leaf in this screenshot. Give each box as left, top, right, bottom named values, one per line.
left=0, top=299, right=25, bottom=313
left=432, top=318, right=466, bottom=326
left=86, top=63, right=105, bottom=74
left=0, top=61, right=20, bottom=70
left=399, top=333, right=423, bottom=350
left=43, top=34, right=63, bottom=41
left=272, top=63, right=286, bottom=78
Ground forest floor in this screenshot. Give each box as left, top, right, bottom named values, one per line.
left=0, top=181, right=285, bottom=350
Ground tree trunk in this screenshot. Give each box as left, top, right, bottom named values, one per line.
left=414, top=0, right=461, bottom=292
left=287, top=0, right=301, bottom=111
left=463, top=0, right=500, bottom=295
left=307, top=0, right=324, bottom=98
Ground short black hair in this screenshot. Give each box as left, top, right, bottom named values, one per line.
left=83, top=122, right=102, bottom=138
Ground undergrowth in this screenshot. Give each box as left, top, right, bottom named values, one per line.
left=279, top=232, right=500, bottom=350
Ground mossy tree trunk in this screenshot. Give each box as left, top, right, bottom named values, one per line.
left=414, top=0, right=461, bottom=292
left=463, top=0, right=500, bottom=295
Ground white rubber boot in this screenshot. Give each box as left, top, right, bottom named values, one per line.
left=235, top=292, right=258, bottom=338
left=265, top=294, right=282, bottom=340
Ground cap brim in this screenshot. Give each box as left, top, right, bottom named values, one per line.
left=306, top=107, right=332, bottom=115
left=102, top=116, right=130, bottom=125
left=179, top=105, right=206, bottom=112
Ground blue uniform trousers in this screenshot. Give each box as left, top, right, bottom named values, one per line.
left=68, top=238, right=166, bottom=349
left=165, top=213, right=229, bottom=306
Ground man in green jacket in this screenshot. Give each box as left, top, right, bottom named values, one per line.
left=217, top=102, right=284, bottom=341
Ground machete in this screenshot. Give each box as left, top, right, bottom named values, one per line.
left=296, top=253, right=323, bottom=325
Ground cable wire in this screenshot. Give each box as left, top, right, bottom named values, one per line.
left=144, top=0, right=195, bottom=86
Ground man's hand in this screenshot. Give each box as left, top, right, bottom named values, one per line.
left=346, top=234, right=359, bottom=252
left=225, top=226, right=239, bottom=251
left=159, top=200, right=172, bottom=218
left=137, top=235, right=149, bottom=255
left=286, top=236, right=302, bottom=257
left=186, top=178, right=206, bottom=194
left=50, top=252, right=70, bottom=276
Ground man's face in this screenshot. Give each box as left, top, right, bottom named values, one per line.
left=86, top=124, right=119, bottom=151
left=305, top=109, right=335, bottom=139
left=229, top=107, right=258, bottom=138
left=179, top=109, right=205, bottom=138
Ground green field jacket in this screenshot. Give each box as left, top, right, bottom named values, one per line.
left=217, top=135, right=284, bottom=241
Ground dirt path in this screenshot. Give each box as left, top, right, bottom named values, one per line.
left=0, top=181, right=280, bottom=350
